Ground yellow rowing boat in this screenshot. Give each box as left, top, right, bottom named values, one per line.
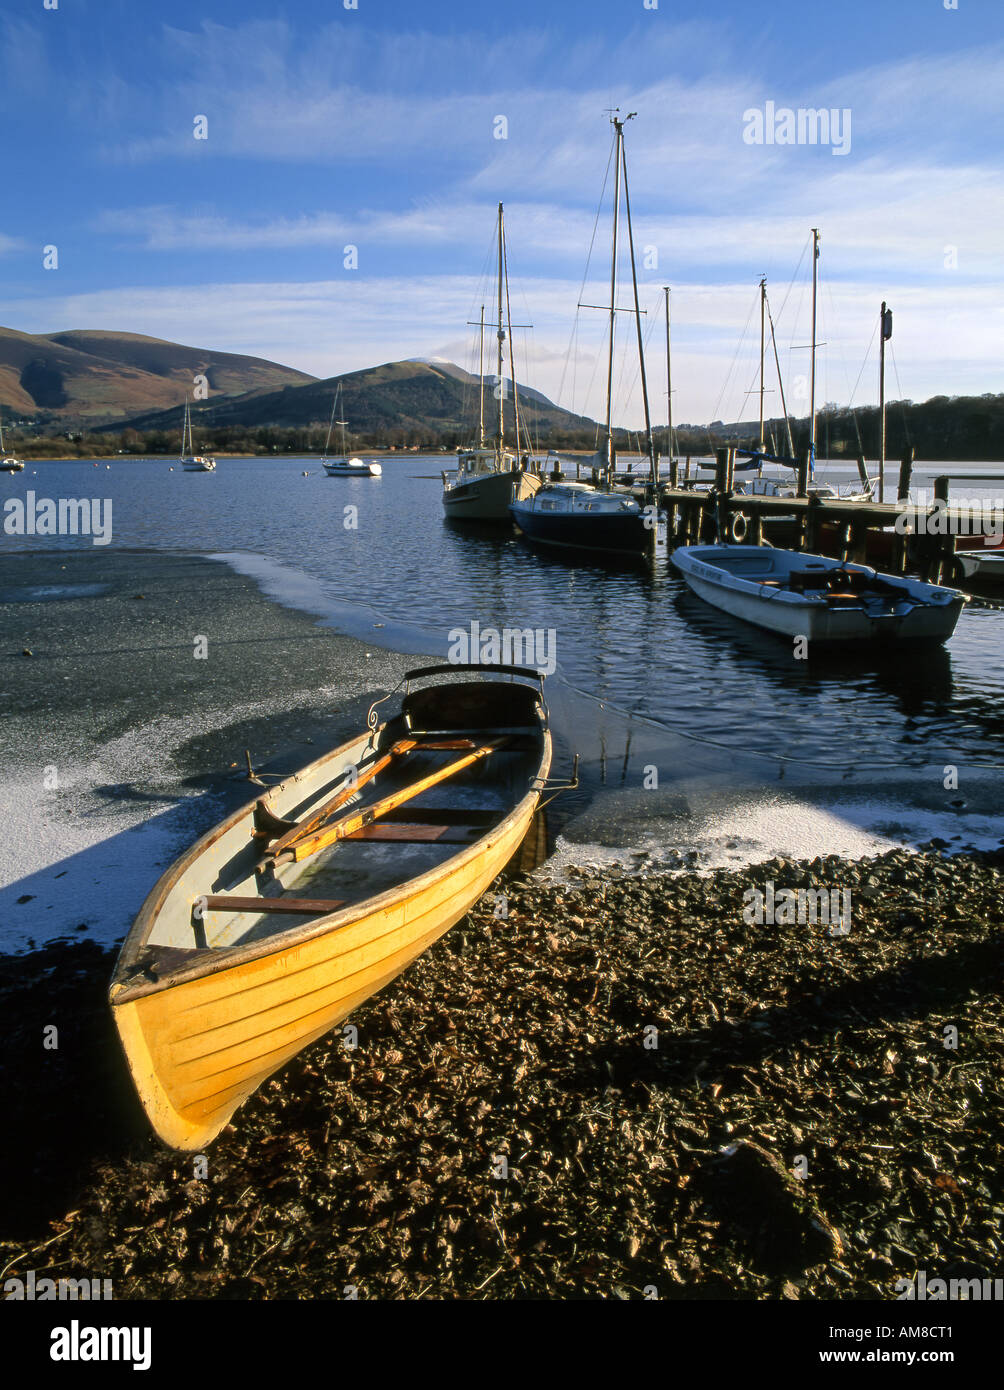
left=109, top=664, right=553, bottom=1150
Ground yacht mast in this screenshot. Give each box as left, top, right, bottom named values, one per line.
left=758, top=275, right=766, bottom=451
left=879, top=300, right=891, bottom=504
left=664, top=286, right=672, bottom=465
left=619, top=117, right=657, bottom=488
left=502, top=220, right=524, bottom=466
left=604, top=118, right=624, bottom=490
left=496, top=202, right=505, bottom=462
left=478, top=305, right=485, bottom=448
left=809, top=228, right=819, bottom=473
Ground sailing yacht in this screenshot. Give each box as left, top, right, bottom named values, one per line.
left=180, top=398, right=216, bottom=471
left=441, top=204, right=541, bottom=521
left=0, top=408, right=24, bottom=472
left=509, top=113, right=655, bottom=557
left=321, top=384, right=382, bottom=476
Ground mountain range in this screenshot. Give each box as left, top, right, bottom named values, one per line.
left=0, top=326, right=314, bottom=425
left=0, top=326, right=598, bottom=444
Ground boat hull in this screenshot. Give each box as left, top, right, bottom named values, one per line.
left=109, top=672, right=551, bottom=1149
left=443, top=468, right=540, bottom=521
left=510, top=501, right=648, bottom=556
left=672, top=545, right=967, bottom=644
left=324, top=459, right=382, bottom=476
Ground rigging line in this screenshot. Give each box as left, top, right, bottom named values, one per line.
left=706, top=285, right=759, bottom=449
left=555, top=135, right=617, bottom=415
left=765, top=292, right=795, bottom=456
left=845, top=315, right=880, bottom=457
left=512, top=328, right=539, bottom=457
left=619, top=136, right=656, bottom=472
left=501, top=220, right=523, bottom=458
left=887, top=341, right=913, bottom=448
left=773, top=233, right=810, bottom=328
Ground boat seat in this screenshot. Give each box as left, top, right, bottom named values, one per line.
left=381, top=807, right=501, bottom=825
left=345, top=823, right=485, bottom=844
left=201, top=895, right=347, bottom=916
left=403, top=682, right=540, bottom=731
left=406, top=728, right=539, bottom=749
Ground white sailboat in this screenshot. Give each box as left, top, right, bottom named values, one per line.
left=442, top=203, right=541, bottom=520
left=180, top=398, right=216, bottom=472
left=0, top=407, right=24, bottom=472
left=321, top=384, right=381, bottom=476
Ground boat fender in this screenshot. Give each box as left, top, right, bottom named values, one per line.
left=729, top=512, right=748, bottom=544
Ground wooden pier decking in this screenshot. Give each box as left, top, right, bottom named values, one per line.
left=644, top=448, right=997, bottom=583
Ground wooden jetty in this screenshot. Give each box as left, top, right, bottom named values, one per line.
left=654, top=447, right=998, bottom=584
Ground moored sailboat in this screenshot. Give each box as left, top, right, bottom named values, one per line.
left=180, top=398, right=216, bottom=472
left=442, top=204, right=541, bottom=520
left=509, top=113, right=656, bottom=557
left=0, top=407, right=24, bottom=472
left=322, top=383, right=382, bottom=476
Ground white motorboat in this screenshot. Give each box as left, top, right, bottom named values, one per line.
left=671, top=544, right=968, bottom=644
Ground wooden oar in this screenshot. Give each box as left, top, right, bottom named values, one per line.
left=261, top=737, right=480, bottom=858
left=275, top=739, right=506, bottom=865
left=263, top=739, right=418, bottom=860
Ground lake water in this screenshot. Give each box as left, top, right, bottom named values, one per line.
left=2, top=454, right=1002, bottom=950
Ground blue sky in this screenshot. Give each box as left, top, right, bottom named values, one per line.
left=1, top=0, right=1001, bottom=428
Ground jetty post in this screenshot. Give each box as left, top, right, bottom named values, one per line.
left=897, top=447, right=914, bottom=502
left=796, top=447, right=810, bottom=499
left=930, top=475, right=955, bottom=585
left=714, top=446, right=732, bottom=542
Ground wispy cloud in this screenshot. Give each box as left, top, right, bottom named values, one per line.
left=4, top=11, right=1003, bottom=425
left=2, top=272, right=999, bottom=429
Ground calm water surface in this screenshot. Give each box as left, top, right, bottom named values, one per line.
left=6, top=455, right=1002, bottom=775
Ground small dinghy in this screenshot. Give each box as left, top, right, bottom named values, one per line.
left=955, top=549, right=1004, bottom=587
left=109, top=665, right=553, bottom=1149
left=671, top=545, right=968, bottom=644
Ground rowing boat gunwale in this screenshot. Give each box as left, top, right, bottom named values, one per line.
left=109, top=682, right=550, bottom=1005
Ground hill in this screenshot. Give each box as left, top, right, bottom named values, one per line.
left=105, top=358, right=600, bottom=447
left=0, top=327, right=315, bottom=425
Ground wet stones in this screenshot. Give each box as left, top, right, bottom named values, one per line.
left=0, top=848, right=1000, bottom=1299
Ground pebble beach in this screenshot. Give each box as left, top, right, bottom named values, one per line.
left=2, top=849, right=1001, bottom=1300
